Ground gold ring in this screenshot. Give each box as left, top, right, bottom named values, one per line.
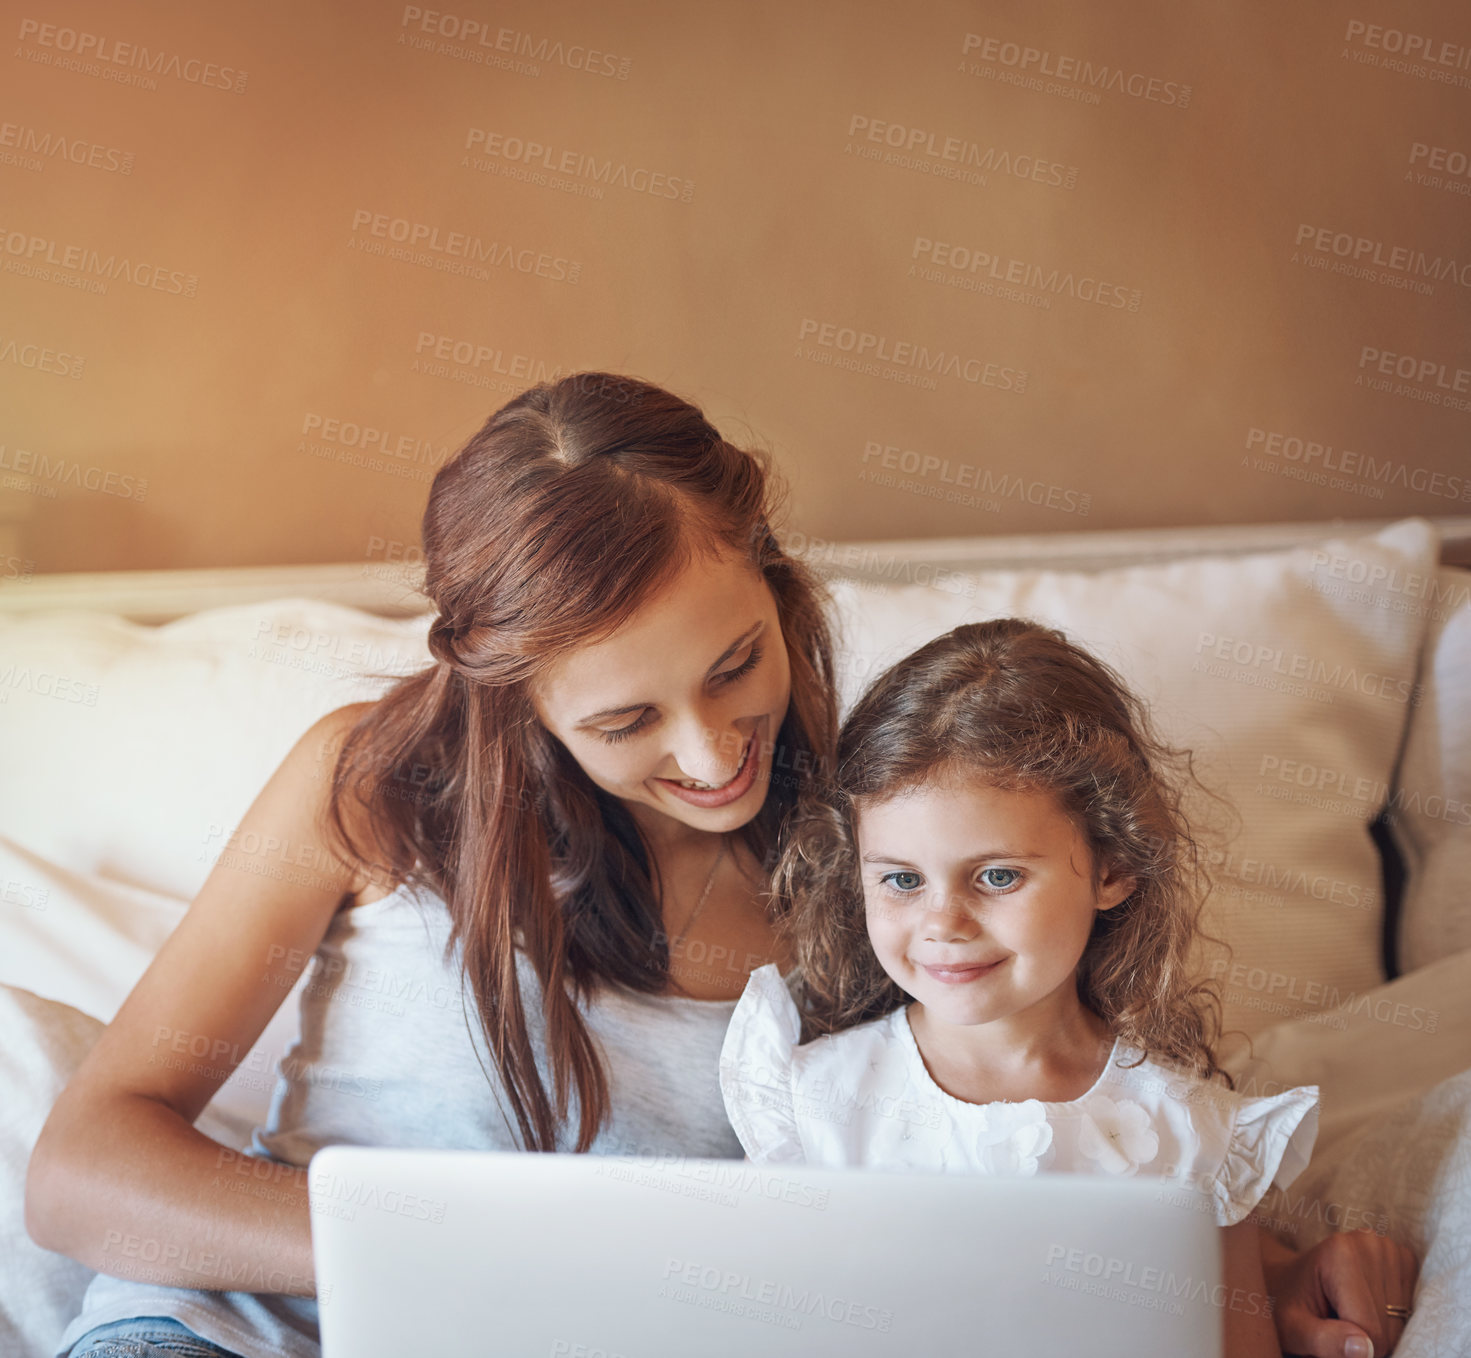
left=1385, top=1303, right=1412, bottom=1319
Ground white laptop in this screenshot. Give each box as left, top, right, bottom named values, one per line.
left=309, top=1146, right=1222, bottom=1357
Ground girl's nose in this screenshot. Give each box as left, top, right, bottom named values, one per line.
left=921, top=894, right=978, bottom=942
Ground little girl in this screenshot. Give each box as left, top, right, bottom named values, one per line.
left=719, top=618, right=1319, bottom=1358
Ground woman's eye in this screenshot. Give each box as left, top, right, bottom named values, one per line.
left=717, top=642, right=763, bottom=685
left=599, top=712, right=653, bottom=744
left=979, top=867, right=1021, bottom=891
left=880, top=870, right=924, bottom=894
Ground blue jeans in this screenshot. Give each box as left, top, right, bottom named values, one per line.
left=65, top=1316, right=245, bottom=1357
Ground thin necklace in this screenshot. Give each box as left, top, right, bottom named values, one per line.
left=668, top=834, right=728, bottom=955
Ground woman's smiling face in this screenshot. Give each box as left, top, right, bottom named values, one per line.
left=531, top=547, right=792, bottom=843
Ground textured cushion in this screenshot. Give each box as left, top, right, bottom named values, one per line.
left=1221, top=945, right=1471, bottom=1156
left=1278, top=1065, right=1471, bottom=1358
left=0, top=983, right=102, bottom=1358
left=0, top=836, right=306, bottom=1150
left=0, top=527, right=1440, bottom=1047
left=1391, top=568, right=1471, bottom=972
left=826, top=519, right=1439, bottom=1039
left=0, top=600, right=430, bottom=903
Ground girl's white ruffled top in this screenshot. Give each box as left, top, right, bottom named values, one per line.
left=719, top=965, right=1320, bottom=1228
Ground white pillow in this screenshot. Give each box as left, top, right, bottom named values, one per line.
left=1390, top=568, right=1471, bottom=972
left=0, top=837, right=306, bottom=1149
left=825, top=519, right=1439, bottom=1039
left=1277, top=1066, right=1471, bottom=1358
left=0, top=983, right=102, bottom=1358
left=0, top=600, right=431, bottom=903
left=1220, top=945, right=1471, bottom=1157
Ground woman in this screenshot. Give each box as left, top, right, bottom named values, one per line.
left=27, top=372, right=1415, bottom=1358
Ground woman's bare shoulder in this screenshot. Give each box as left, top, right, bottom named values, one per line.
left=304, top=700, right=421, bottom=907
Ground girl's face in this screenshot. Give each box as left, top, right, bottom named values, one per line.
left=856, top=775, right=1136, bottom=1031
left=532, top=548, right=792, bottom=846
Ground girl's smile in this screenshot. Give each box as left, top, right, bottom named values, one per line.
left=856, top=775, right=1135, bottom=1052
left=919, top=958, right=1008, bottom=984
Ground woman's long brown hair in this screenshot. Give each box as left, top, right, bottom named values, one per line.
left=326, top=372, right=838, bottom=1151
left=777, top=618, right=1230, bottom=1084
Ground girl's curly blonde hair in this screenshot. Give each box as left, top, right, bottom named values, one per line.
left=775, top=617, right=1229, bottom=1084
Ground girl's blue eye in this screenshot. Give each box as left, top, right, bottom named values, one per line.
left=980, top=867, right=1021, bottom=891
left=881, top=870, right=924, bottom=893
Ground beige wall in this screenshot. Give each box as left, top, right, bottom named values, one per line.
left=3, top=0, right=1469, bottom=574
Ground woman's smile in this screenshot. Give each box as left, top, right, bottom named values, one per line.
left=531, top=549, right=792, bottom=843
left=654, top=729, right=759, bottom=808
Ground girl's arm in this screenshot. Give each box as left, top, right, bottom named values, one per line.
left=1221, top=1221, right=1279, bottom=1358
left=24, top=705, right=378, bottom=1298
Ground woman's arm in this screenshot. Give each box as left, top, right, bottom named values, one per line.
left=24, top=704, right=379, bottom=1298
left=1262, top=1229, right=1417, bottom=1358
left=1221, top=1220, right=1281, bottom=1358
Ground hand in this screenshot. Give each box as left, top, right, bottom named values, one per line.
left=1269, top=1228, right=1419, bottom=1357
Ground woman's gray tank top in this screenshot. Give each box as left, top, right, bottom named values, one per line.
left=58, top=883, right=765, bottom=1358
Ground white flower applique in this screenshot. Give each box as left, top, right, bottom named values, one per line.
left=974, top=1101, right=1054, bottom=1176
left=1078, top=1095, right=1160, bottom=1176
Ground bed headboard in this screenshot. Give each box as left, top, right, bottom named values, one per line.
left=3, top=515, right=1469, bottom=624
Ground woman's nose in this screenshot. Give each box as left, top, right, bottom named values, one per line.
left=672, top=716, right=745, bottom=785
